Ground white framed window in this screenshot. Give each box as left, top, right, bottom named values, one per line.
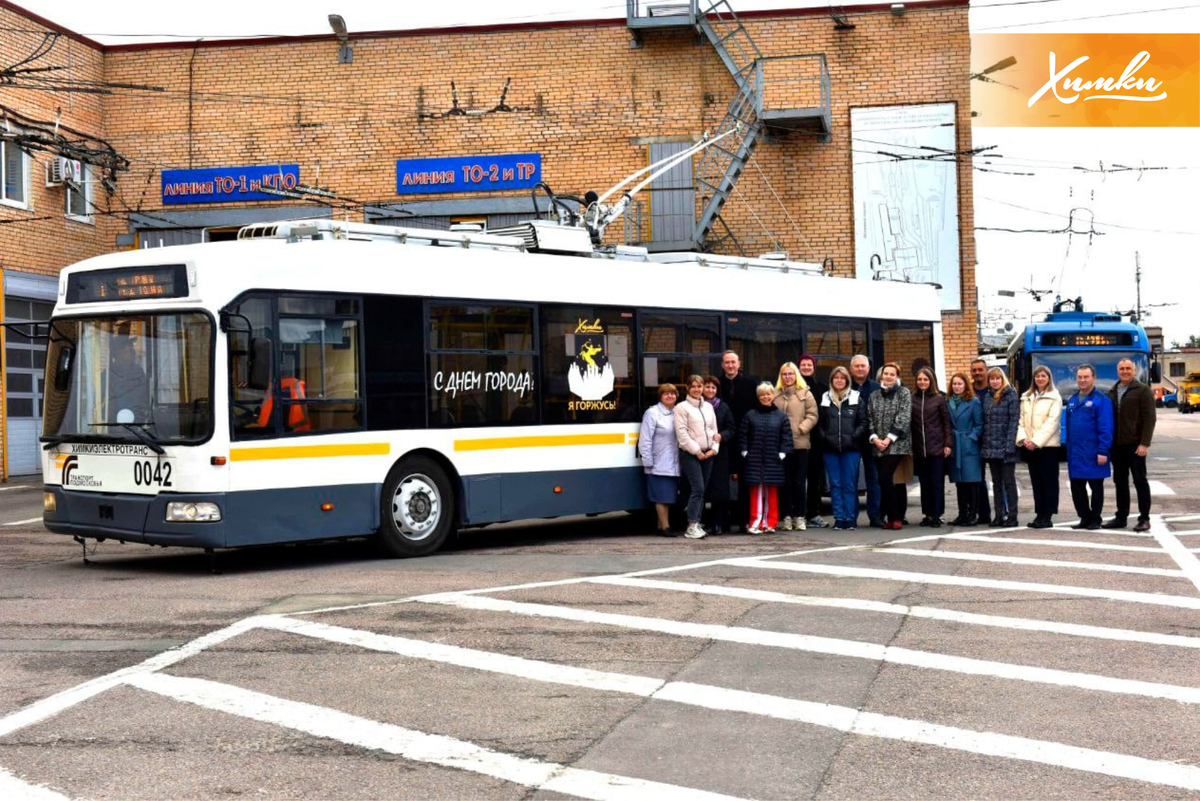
left=66, top=162, right=93, bottom=223
left=1, top=140, right=29, bottom=208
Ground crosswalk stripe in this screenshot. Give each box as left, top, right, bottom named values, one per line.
left=0, top=766, right=70, bottom=801
left=726, top=557, right=1200, bottom=610
left=257, top=615, right=1200, bottom=792
left=948, top=534, right=1164, bottom=553
left=417, top=594, right=1200, bottom=705
left=589, top=576, right=1200, bottom=649
left=1149, top=480, right=1175, bottom=496
left=879, top=548, right=1182, bottom=577
left=126, top=672, right=747, bottom=801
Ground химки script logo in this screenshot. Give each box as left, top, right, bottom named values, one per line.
left=1029, top=50, right=1166, bottom=107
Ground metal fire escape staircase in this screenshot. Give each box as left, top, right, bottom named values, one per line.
left=627, top=0, right=831, bottom=253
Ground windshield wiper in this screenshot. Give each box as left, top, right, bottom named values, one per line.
left=40, top=434, right=70, bottom=450
left=90, top=422, right=166, bottom=455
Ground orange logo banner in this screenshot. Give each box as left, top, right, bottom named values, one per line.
left=972, top=34, right=1199, bottom=127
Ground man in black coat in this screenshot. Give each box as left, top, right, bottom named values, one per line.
left=799, top=353, right=829, bottom=527
left=719, top=350, right=758, bottom=530
left=849, top=354, right=883, bottom=527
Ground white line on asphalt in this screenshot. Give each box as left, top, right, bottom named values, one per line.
left=125, top=672, right=747, bottom=801
left=418, top=594, right=1200, bottom=705
left=2, top=518, right=42, bottom=526
left=264, top=615, right=1200, bottom=792
left=1151, top=516, right=1200, bottom=596
left=1149, top=480, right=1176, bottom=496
left=588, top=576, right=1200, bottom=650
left=1166, top=514, right=1200, bottom=523
left=878, top=548, right=1183, bottom=577
left=945, top=534, right=1165, bottom=553
left=0, top=616, right=267, bottom=738
left=724, top=557, right=1200, bottom=610
left=0, top=486, right=35, bottom=492
left=0, top=766, right=71, bottom=801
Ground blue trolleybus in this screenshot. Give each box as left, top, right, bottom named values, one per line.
left=1006, top=298, right=1160, bottom=400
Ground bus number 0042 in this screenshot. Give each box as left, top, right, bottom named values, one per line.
left=133, top=460, right=173, bottom=487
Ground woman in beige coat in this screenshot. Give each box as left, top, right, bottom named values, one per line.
left=773, top=361, right=818, bottom=531
left=1017, top=365, right=1063, bottom=528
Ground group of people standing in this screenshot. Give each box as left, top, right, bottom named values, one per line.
left=639, top=351, right=1156, bottom=537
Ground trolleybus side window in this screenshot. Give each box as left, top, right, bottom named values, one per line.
left=428, top=302, right=537, bottom=427
left=639, top=311, right=722, bottom=408
left=540, top=304, right=637, bottom=424
left=362, top=294, right=426, bottom=431
left=726, top=312, right=802, bottom=383
left=278, top=296, right=363, bottom=433
left=880, top=321, right=936, bottom=383
left=228, top=296, right=275, bottom=439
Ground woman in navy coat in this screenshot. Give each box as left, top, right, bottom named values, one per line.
left=946, top=372, right=984, bottom=525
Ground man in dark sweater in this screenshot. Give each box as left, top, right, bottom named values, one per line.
left=1103, top=358, right=1156, bottom=532
left=719, top=351, right=758, bottom=531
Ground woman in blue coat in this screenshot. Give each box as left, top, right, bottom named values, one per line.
left=946, top=372, right=984, bottom=526
left=1065, top=363, right=1114, bottom=530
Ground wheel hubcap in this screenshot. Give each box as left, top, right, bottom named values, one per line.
left=392, top=474, right=441, bottom=541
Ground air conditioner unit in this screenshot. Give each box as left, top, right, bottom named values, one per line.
left=45, top=157, right=82, bottom=186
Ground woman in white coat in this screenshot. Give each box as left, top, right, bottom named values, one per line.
left=1017, top=365, right=1063, bottom=528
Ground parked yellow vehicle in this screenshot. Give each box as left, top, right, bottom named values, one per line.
left=1180, top=373, right=1200, bottom=414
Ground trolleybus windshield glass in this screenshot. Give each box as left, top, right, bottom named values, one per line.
left=43, top=313, right=213, bottom=443
left=1032, top=351, right=1149, bottom=396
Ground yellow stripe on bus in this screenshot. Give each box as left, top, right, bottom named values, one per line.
left=229, top=443, right=391, bottom=462
left=454, top=433, right=627, bottom=452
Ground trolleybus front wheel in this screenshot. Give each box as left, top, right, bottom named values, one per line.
left=378, top=457, right=455, bottom=557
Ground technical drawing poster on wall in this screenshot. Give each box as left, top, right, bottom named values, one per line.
left=851, top=103, right=961, bottom=311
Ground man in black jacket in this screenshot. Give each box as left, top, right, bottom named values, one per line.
left=1103, top=358, right=1156, bottom=532
left=799, top=354, right=829, bottom=528
left=719, top=351, right=758, bottom=530
left=849, top=354, right=884, bottom=527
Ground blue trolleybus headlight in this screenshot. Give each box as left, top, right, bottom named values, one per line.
left=165, top=502, right=222, bottom=522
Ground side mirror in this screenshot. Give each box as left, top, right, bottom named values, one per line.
left=53, top=346, right=74, bottom=392
left=1150, top=362, right=1162, bottom=384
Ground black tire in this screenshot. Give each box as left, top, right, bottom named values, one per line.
left=377, top=457, right=456, bottom=557
left=1166, top=399, right=1177, bottom=408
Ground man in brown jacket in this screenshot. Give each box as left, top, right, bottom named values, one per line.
left=1103, top=358, right=1156, bottom=532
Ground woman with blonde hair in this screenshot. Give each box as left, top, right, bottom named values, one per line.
left=773, top=361, right=817, bottom=531
left=980, top=366, right=1020, bottom=526
left=1017, top=365, right=1063, bottom=528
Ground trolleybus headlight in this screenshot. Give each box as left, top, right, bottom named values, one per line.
left=165, top=502, right=222, bottom=522
left=44, top=492, right=56, bottom=513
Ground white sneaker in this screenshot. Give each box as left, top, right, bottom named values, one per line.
left=684, top=523, right=707, bottom=539
left=780, top=517, right=794, bottom=531
left=747, top=524, right=762, bottom=535
left=794, top=517, right=807, bottom=531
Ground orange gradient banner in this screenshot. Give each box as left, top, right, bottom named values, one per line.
left=972, top=34, right=1199, bottom=127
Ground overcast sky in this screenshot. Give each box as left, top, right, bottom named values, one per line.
left=9, top=0, right=1200, bottom=346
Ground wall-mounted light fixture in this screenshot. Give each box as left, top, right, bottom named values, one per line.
left=329, top=14, right=352, bottom=64
left=891, top=3, right=906, bottom=15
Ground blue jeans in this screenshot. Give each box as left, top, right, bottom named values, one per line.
left=824, top=450, right=860, bottom=524
left=679, top=451, right=713, bottom=524
left=859, top=447, right=881, bottom=522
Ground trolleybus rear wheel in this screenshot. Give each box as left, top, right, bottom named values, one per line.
left=378, top=457, right=455, bottom=557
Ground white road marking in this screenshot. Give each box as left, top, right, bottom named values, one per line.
left=418, top=594, right=1200, bottom=705
left=3, top=518, right=43, bottom=526
left=725, top=558, right=1200, bottom=610
left=1149, top=480, right=1176, bottom=496
left=1151, top=515, right=1200, bottom=596
left=589, top=576, right=1200, bottom=650
left=878, top=548, right=1183, bottom=578
left=1166, top=514, right=1200, bottom=523
left=0, top=486, right=35, bottom=492
left=266, top=615, right=1200, bottom=793
left=0, top=616, right=266, bottom=738
left=126, top=672, right=746, bottom=801
left=0, top=766, right=71, bottom=801
left=947, top=534, right=1164, bottom=553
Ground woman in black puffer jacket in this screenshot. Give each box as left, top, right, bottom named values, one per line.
left=815, top=366, right=867, bottom=530
left=980, top=367, right=1020, bottom=527
left=739, top=382, right=794, bottom=534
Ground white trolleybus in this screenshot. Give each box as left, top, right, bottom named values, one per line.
left=38, top=176, right=944, bottom=560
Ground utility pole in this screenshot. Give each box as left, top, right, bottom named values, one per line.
left=1134, top=251, right=1142, bottom=321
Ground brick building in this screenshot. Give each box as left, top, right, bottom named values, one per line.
left=1, top=0, right=978, bottom=477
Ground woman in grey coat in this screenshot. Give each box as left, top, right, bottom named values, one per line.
left=866, top=362, right=912, bottom=530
